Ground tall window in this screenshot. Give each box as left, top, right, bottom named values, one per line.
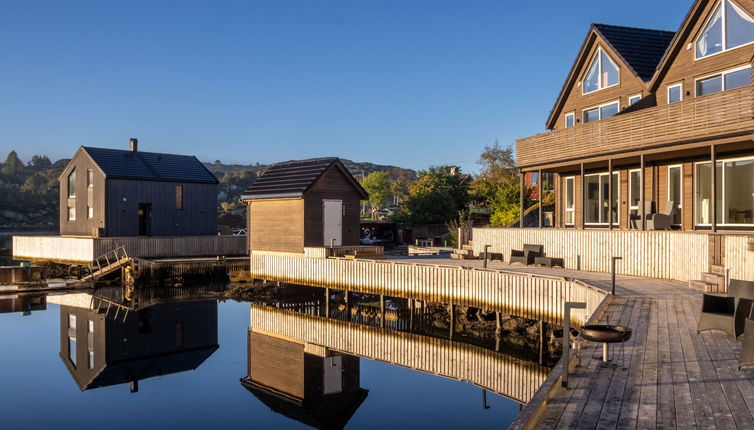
left=668, top=165, right=682, bottom=225
left=565, top=112, right=575, bottom=128
left=629, top=169, right=642, bottom=226
left=67, top=169, right=76, bottom=198
left=584, top=172, right=619, bottom=225
left=695, top=157, right=754, bottom=226
left=667, top=83, right=683, bottom=103
left=175, top=185, right=184, bottom=210
left=583, top=101, right=619, bottom=124
left=87, top=169, right=93, bottom=188
left=68, top=206, right=76, bottom=221
left=696, top=0, right=754, bottom=59
left=583, top=47, right=619, bottom=94
left=68, top=314, right=77, bottom=367
left=564, top=176, right=575, bottom=226
left=696, top=66, right=751, bottom=96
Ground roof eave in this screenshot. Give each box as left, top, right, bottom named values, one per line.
left=240, top=192, right=304, bottom=201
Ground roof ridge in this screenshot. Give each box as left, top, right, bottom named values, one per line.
left=592, top=23, right=676, bottom=34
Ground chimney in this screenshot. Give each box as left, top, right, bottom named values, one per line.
left=129, top=138, right=138, bottom=152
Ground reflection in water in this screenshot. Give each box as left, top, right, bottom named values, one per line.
left=0, top=294, right=46, bottom=315
left=57, top=297, right=218, bottom=392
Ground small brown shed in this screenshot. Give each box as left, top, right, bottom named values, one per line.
left=240, top=158, right=368, bottom=253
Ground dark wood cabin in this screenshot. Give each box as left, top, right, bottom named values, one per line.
left=240, top=158, right=368, bottom=253
left=242, top=330, right=368, bottom=430
left=59, top=300, right=218, bottom=392
left=59, top=139, right=218, bottom=237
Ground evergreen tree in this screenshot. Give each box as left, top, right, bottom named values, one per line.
left=1, top=151, right=24, bottom=176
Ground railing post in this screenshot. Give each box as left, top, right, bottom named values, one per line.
left=562, top=301, right=586, bottom=388
left=519, top=171, right=525, bottom=228
left=483, top=244, right=491, bottom=269
left=608, top=159, right=613, bottom=230
left=538, top=169, right=543, bottom=229
left=640, top=154, right=646, bottom=230
left=711, top=144, right=717, bottom=232
left=611, top=256, right=623, bottom=295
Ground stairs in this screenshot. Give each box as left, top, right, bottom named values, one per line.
left=451, top=241, right=478, bottom=260
left=690, top=264, right=727, bottom=293
left=80, top=246, right=132, bottom=282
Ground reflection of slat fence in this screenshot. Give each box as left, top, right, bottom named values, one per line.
left=249, top=252, right=607, bottom=326
left=251, top=305, right=551, bottom=404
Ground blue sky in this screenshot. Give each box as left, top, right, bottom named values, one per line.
left=0, top=0, right=689, bottom=173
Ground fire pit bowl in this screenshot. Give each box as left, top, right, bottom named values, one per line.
left=580, top=325, right=632, bottom=343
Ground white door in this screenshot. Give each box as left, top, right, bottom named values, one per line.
left=323, top=199, right=343, bottom=246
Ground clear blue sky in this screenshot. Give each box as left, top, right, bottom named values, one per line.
left=0, top=0, right=689, bottom=173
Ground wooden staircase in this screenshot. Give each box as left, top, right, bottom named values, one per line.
left=80, top=246, right=132, bottom=282
left=451, top=240, right=478, bottom=260
left=690, top=264, right=727, bottom=293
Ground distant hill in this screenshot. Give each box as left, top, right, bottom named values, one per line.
left=0, top=151, right=415, bottom=230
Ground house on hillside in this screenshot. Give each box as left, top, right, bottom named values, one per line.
left=516, top=0, right=754, bottom=232
left=59, top=139, right=218, bottom=237
left=240, top=158, right=368, bottom=253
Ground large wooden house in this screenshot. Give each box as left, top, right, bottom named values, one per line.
left=59, top=139, right=218, bottom=237
left=517, top=0, right=754, bottom=232
left=240, top=158, right=368, bottom=253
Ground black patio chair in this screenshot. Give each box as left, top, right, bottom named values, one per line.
left=739, top=307, right=754, bottom=370
left=509, top=244, right=543, bottom=266
left=698, top=279, right=754, bottom=339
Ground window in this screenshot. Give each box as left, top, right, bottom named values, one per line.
left=87, top=169, right=93, bottom=188
left=175, top=185, right=184, bottom=210
left=584, top=172, right=619, bottom=225
left=88, top=351, right=95, bottom=369
left=565, top=112, right=575, bottom=128
left=668, top=165, right=682, bottom=225
left=583, top=101, right=619, bottom=124
left=67, top=169, right=76, bottom=198
left=87, top=206, right=93, bottom=219
left=667, top=83, right=683, bottom=103
left=564, top=176, right=575, bottom=226
left=68, top=206, right=76, bottom=221
left=628, top=94, right=642, bottom=105
left=88, top=320, right=94, bottom=333
left=531, top=172, right=538, bottom=186
left=695, top=157, right=753, bottom=226
left=583, top=47, right=619, bottom=94
left=629, top=169, right=642, bottom=226
left=68, top=336, right=77, bottom=367
left=696, top=0, right=754, bottom=59
left=696, top=66, right=751, bottom=96
left=69, top=314, right=76, bottom=329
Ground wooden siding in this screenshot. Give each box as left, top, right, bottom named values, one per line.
left=249, top=199, right=304, bottom=252
left=250, top=305, right=551, bottom=404
left=248, top=330, right=305, bottom=399
left=105, top=178, right=217, bottom=237
left=248, top=252, right=607, bottom=326
left=303, top=167, right=362, bottom=247
left=469, top=228, right=753, bottom=283
left=13, top=235, right=246, bottom=262
left=517, top=87, right=754, bottom=169
left=60, top=149, right=106, bottom=236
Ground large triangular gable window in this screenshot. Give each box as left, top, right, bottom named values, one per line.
left=696, top=0, right=754, bottom=59
left=583, top=47, right=619, bottom=94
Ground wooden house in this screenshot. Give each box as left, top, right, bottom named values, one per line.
left=516, top=0, right=754, bottom=232
left=59, top=139, right=218, bottom=237
left=59, top=300, right=218, bottom=392
left=240, top=158, right=368, bottom=253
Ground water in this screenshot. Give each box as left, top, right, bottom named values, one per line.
left=0, top=288, right=554, bottom=429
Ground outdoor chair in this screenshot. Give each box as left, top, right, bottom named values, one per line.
left=510, top=244, right=543, bottom=265
left=739, top=307, right=754, bottom=370
left=698, top=279, right=754, bottom=339
left=646, top=201, right=673, bottom=230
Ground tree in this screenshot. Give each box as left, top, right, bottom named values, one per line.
left=393, top=166, right=469, bottom=227
left=360, top=171, right=391, bottom=219
left=469, top=141, right=517, bottom=205
left=29, top=155, right=51, bottom=170
left=1, top=151, right=24, bottom=176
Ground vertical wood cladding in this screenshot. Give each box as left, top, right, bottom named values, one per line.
left=303, top=167, right=362, bottom=247
left=249, top=199, right=304, bottom=253
left=59, top=150, right=106, bottom=236
left=248, top=330, right=305, bottom=399
left=104, top=179, right=217, bottom=237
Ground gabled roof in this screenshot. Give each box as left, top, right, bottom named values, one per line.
left=80, top=146, right=218, bottom=184
left=545, top=24, right=675, bottom=130
left=240, top=157, right=368, bottom=200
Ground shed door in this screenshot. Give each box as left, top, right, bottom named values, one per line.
left=323, top=199, right=343, bottom=246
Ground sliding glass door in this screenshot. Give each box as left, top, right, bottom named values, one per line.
left=629, top=169, right=641, bottom=228
left=668, top=165, right=682, bottom=226
left=695, top=157, right=754, bottom=227
left=585, top=172, right=619, bottom=226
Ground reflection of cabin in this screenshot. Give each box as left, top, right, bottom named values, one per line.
left=241, top=330, right=368, bottom=430
left=0, top=295, right=46, bottom=314
left=59, top=300, right=218, bottom=392
left=59, top=139, right=218, bottom=237
left=240, top=158, right=368, bottom=253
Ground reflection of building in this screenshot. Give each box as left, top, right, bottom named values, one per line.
left=59, top=300, right=218, bottom=392
left=242, top=329, right=368, bottom=430
left=0, top=294, right=46, bottom=314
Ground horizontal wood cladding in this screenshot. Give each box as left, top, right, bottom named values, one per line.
left=249, top=199, right=304, bottom=253
left=249, top=253, right=607, bottom=326
left=251, top=304, right=551, bottom=404
left=303, top=167, right=362, bottom=247
left=248, top=330, right=305, bottom=399
left=104, top=179, right=217, bottom=237
left=516, top=86, right=754, bottom=168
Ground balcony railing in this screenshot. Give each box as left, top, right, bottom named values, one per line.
left=516, top=86, right=754, bottom=169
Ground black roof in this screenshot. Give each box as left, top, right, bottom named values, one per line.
left=241, top=157, right=368, bottom=200
left=593, top=24, right=675, bottom=82
left=82, top=146, right=218, bottom=184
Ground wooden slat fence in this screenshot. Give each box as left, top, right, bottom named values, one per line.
left=250, top=305, right=551, bottom=404
left=249, top=252, right=607, bottom=326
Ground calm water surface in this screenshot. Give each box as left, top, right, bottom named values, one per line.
left=0, top=289, right=549, bottom=429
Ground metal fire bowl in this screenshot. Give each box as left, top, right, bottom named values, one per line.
left=580, top=325, right=632, bottom=344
